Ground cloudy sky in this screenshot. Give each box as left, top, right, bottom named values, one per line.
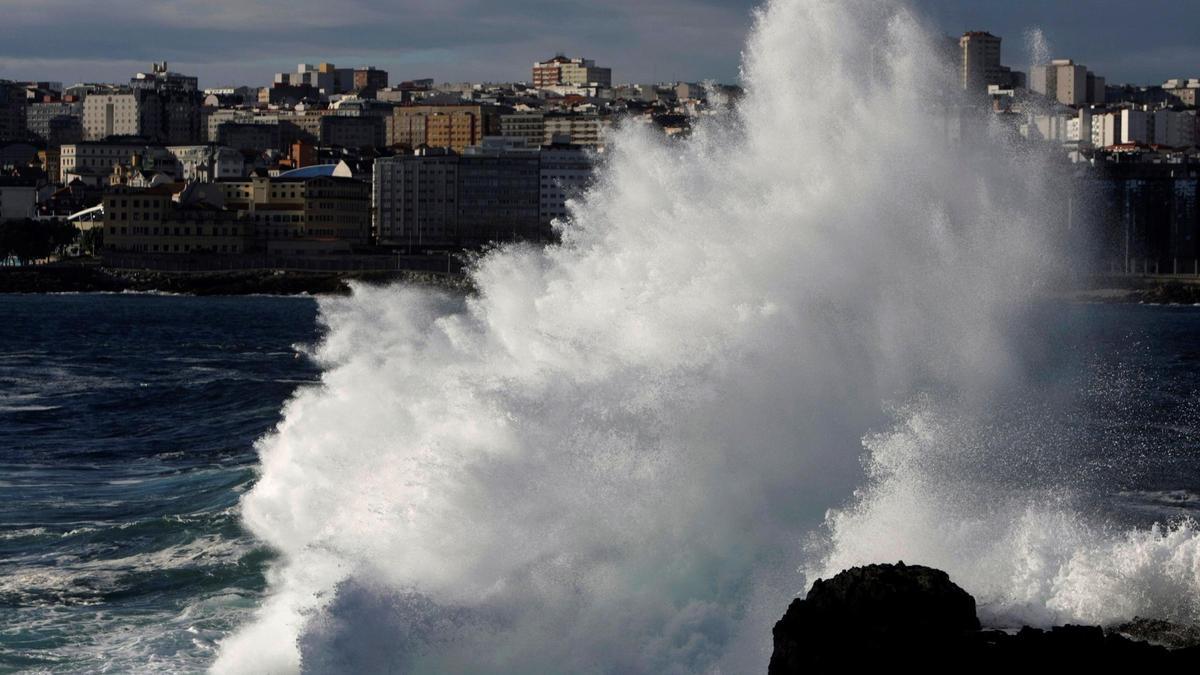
left=0, top=0, right=1196, bottom=88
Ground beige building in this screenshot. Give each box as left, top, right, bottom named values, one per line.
left=532, top=56, right=611, bottom=88
left=82, top=91, right=158, bottom=140
left=543, top=114, right=605, bottom=147
left=958, top=32, right=1021, bottom=95
left=388, top=105, right=498, bottom=152
left=500, top=113, right=546, bottom=147
left=1031, top=59, right=1105, bottom=106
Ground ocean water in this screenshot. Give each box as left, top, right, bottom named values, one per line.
left=0, top=295, right=1197, bottom=673
left=206, top=2, right=1200, bottom=672
left=0, top=294, right=320, bottom=673
left=6, top=1, right=1200, bottom=671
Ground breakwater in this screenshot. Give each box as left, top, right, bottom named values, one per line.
left=0, top=262, right=469, bottom=295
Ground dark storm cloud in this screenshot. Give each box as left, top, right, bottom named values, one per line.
left=0, top=0, right=1196, bottom=87
left=920, top=0, right=1200, bottom=83
left=0, top=0, right=759, bottom=86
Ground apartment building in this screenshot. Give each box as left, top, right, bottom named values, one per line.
left=102, top=185, right=254, bottom=254
left=0, top=177, right=38, bottom=222
left=533, top=56, right=612, bottom=88
left=373, top=146, right=590, bottom=248
left=26, top=100, right=82, bottom=145
left=82, top=90, right=159, bottom=140
left=0, top=82, right=27, bottom=142
left=388, top=104, right=499, bottom=152
left=1031, top=59, right=1105, bottom=106
left=1163, top=79, right=1200, bottom=108
left=274, top=63, right=354, bottom=95
left=539, top=145, right=593, bottom=226
left=61, top=141, right=150, bottom=175
left=543, top=113, right=605, bottom=146
left=959, top=32, right=1022, bottom=94
left=353, top=67, right=389, bottom=93
left=216, top=165, right=370, bottom=250
left=500, top=113, right=546, bottom=146
left=166, top=145, right=245, bottom=182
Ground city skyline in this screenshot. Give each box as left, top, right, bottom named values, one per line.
left=1, top=0, right=1198, bottom=88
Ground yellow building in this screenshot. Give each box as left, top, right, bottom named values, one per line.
left=102, top=185, right=254, bottom=254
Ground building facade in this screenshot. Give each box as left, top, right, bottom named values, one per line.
left=61, top=141, right=150, bottom=176
left=1163, top=79, right=1200, bottom=108
left=388, top=104, right=499, bottom=152
left=543, top=113, right=605, bottom=146
left=82, top=91, right=158, bottom=140
left=1031, top=59, right=1105, bottom=106
left=102, top=185, right=254, bottom=254
left=533, top=56, right=612, bottom=88
left=374, top=147, right=590, bottom=247
left=166, top=145, right=245, bottom=182
left=26, top=100, right=82, bottom=145
left=0, top=177, right=38, bottom=222
left=539, top=146, right=592, bottom=226
left=217, top=169, right=370, bottom=250
left=0, top=82, right=27, bottom=142
left=353, top=67, right=389, bottom=93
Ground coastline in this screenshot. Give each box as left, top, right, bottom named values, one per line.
left=4, top=263, right=1200, bottom=303
left=0, top=260, right=471, bottom=296
left=1051, top=275, right=1200, bottom=305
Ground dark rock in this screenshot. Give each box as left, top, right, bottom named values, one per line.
left=0, top=261, right=471, bottom=296
left=1114, top=617, right=1200, bottom=650
left=769, top=562, right=1200, bottom=673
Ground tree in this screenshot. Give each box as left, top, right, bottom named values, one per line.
left=0, top=219, right=80, bottom=265
left=78, top=226, right=104, bottom=256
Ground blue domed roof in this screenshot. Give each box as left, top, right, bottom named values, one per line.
left=277, top=164, right=339, bottom=179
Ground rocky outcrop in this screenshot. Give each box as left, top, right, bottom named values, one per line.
left=0, top=262, right=470, bottom=295
left=769, top=562, right=1199, bottom=672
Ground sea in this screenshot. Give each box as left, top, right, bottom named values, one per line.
left=0, top=294, right=320, bottom=673
left=0, top=293, right=1197, bottom=672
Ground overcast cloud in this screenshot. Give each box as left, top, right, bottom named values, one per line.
left=0, top=0, right=1196, bottom=88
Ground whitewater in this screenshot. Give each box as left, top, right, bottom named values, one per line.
left=215, top=0, right=1200, bottom=672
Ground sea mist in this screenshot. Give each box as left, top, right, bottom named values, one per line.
left=215, top=1, right=1200, bottom=672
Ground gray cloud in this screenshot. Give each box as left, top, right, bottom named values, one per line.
left=0, top=0, right=757, bottom=86
left=0, top=0, right=1195, bottom=88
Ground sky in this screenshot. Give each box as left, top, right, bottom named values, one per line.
left=0, top=0, right=1197, bottom=89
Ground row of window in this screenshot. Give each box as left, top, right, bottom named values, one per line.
left=112, top=226, right=245, bottom=236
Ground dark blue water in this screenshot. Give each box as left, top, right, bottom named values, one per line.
left=0, top=295, right=1198, bottom=672
left=0, top=294, right=320, bottom=673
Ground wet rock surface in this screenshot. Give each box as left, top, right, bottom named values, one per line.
left=769, top=562, right=1200, bottom=672
left=0, top=262, right=469, bottom=295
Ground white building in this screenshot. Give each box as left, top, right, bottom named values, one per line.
left=1066, top=108, right=1092, bottom=145
left=61, top=141, right=149, bottom=175
left=1120, top=108, right=1150, bottom=145
left=539, top=146, right=592, bottom=226
left=166, top=145, right=246, bottom=182
left=1090, top=111, right=1122, bottom=148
